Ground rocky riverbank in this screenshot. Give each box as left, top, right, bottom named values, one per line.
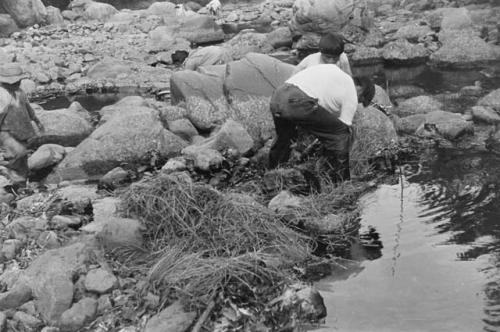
left=0, top=0, right=499, bottom=331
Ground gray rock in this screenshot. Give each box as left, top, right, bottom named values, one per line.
left=277, top=283, right=326, bottom=321
left=222, top=31, right=273, bottom=60
left=34, top=108, right=93, bottom=147
left=393, top=23, right=433, bottom=42
left=187, top=119, right=254, bottom=156
left=99, top=96, right=149, bottom=123
left=170, top=69, right=226, bottom=106
left=83, top=1, right=118, bottom=21
left=265, top=26, right=293, bottom=49
left=84, top=268, right=118, bottom=294
left=431, top=30, right=500, bottom=67
left=79, top=197, right=120, bottom=234
left=100, top=167, right=129, bottom=186
left=28, top=144, right=66, bottom=170
left=397, top=114, right=426, bottom=134
left=59, top=297, right=97, bottom=332
left=97, top=217, right=143, bottom=250
left=0, top=14, right=20, bottom=37
left=50, top=215, right=81, bottom=229
left=351, top=103, right=398, bottom=163
left=184, top=96, right=231, bottom=131
left=0, top=239, right=23, bottom=261
left=1, top=0, right=47, bottom=27
left=6, top=216, right=47, bottom=242
left=268, top=190, right=303, bottom=214
left=382, top=39, right=429, bottom=65
left=184, top=46, right=232, bottom=71
left=36, top=231, right=60, bottom=249
left=48, top=107, right=187, bottom=182
left=46, top=6, right=65, bottom=25
left=395, top=96, right=443, bottom=117
left=176, top=15, right=224, bottom=44
left=181, top=146, right=224, bottom=171
left=97, top=294, right=112, bottom=313
left=144, top=301, right=196, bottom=332
left=441, top=7, right=473, bottom=31
left=417, top=111, right=474, bottom=140
left=224, top=53, right=294, bottom=100
left=58, top=185, right=98, bottom=214
left=146, top=1, right=176, bottom=16
left=13, top=311, right=42, bottom=329
left=478, top=88, right=500, bottom=112
left=20, top=241, right=99, bottom=323
left=161, top=157, right=188, bottom=174
left=351, top=46, right=383, bottom=66
left=0, top=281, right=32, bottom=310
left=303, top=213, right=343, bottom=234
left=290, top=0, right=354, bottom=34
left=471, top=106, right=500, bottom=124
left=167, top=119, right=199, bottom=141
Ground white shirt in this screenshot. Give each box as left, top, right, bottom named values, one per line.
left=286, top=64, right=358, bottom=126
left=293, top=52, right=352, bottom=76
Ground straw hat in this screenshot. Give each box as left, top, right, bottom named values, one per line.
left=0, top=63, right=27, bottom=84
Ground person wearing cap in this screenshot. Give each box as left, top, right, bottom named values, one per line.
left=268, top=63, right=375, bottom=182
left=293, top=32, right=352, bottom=76
left=0, top=63, right=44, bottom=182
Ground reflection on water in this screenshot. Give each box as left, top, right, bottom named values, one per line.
left=315, top=149, right=500, bottom=332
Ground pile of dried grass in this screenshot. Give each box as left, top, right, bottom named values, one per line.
left=121, top=173, right=313, bottom=304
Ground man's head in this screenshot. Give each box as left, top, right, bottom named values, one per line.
left=353, top=76, right=375, bottom=107
left=0, top=63, right=26, bottom=90
left=318, top=33, right=345, bottom=64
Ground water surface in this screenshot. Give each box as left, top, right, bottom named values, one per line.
left=315, top=149, right=500, bottom=332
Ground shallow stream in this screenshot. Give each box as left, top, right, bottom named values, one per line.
left=314, top=62, right=500, bottom=332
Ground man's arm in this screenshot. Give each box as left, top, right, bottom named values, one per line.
left=338, top=53, right=353, bottom=77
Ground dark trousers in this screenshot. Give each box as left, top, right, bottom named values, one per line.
left=269, top=84, right=351, bottom=182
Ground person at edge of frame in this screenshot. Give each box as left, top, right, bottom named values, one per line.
left=0, top=62, right=44, bottom=184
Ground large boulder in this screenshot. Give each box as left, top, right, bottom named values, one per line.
left=1, top=0, right=47, bottom=28
left=290, top=0, right=354, bottom=34
left=351, top=104, right=398, bottom=163
left=224, top=52, right=295, bottom=101
left=45, top=5, right=64, bottom=25
left=0, top=241, right=100, bottom=324
left=78, top=0, right=117, bottom=21
left=0, top=14, right=20, bottom=36
left=185, top=119, right=254, bottom=155
left=417, top=111, right=474, bottom=140
left=47, top=107, right=187, bottom=182
left=381, top=39, right=430, bottom=65
left=395, top=95, right=443, bottom=117
left=184, top=46, right=232, bottom=71
left=222, top=31, right=274, bottom=60
left=86, top=58, right=134, bottom=80
left=34, top=106, right=93, bottom=147
left=170, top=69, right=225, bottom=105
left=28, top=144, right=66, bottom=170
left=430, top=30, right=500, bottom=68
left=477, top=88, right=500, bottom=112
left=176, top=15, right=224, bottom=44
